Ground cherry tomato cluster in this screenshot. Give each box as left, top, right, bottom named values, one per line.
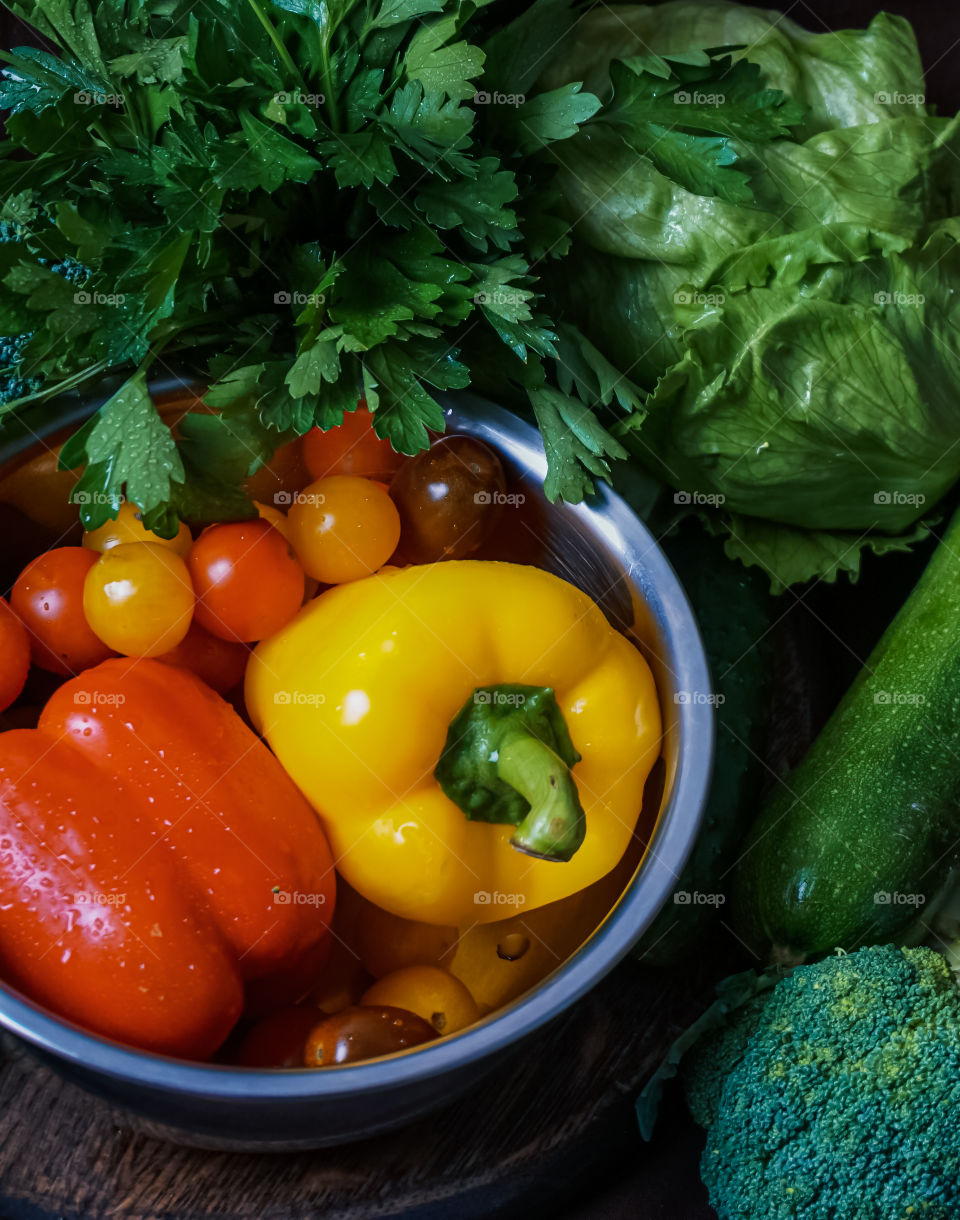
left=236, top=883, right=481, bottom=1068
left=0, top=402, right=508, bottom=724
left=0, top=398, right=511, bottom=1067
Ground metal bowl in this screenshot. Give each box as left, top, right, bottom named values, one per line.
left=0, top=381, right=713, bottom=1149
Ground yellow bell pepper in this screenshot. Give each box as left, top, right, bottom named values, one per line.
left=246, top=560, right=661, bottom=925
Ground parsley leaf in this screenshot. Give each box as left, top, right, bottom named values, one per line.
left=529, top=386, right=627, bottom=502
left=80, top=372, right=185, bottom=528
left=591, top=53, right=806, bottom=204
left=404, top=16, right=485, bottom=101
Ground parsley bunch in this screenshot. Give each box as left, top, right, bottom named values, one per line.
left=0, top=0, right=636, bottom=532
left=0, top=0, right=815, bottom=542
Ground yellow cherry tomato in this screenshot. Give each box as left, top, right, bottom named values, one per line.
left=254, top=500, right=292, bottom=541
left=82, top=501, right=192, bottom=557
left=83, top=542, right=195, bottom=657
left=287, top=476, right=401, bottom=584
left=361, top=966, right=480, bottom=1035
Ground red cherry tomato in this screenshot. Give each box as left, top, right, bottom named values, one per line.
left=303, top=406, right=404, bottom=483
left=236, top=1006, right=321, bottom=1068
left=188, top=520, right=305, bottom=643
left=156, top=620, right=249, bottom=694
left=0, top=600, right=30, bottom=712
left=11, top=547, right=115, bottom=676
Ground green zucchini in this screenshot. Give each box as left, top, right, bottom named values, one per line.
left=735, top=508, right=960, bottom=963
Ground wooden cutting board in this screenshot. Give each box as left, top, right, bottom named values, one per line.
left=0, top=953, right=725, bottom=1220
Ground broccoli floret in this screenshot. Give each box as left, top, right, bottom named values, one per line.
left=681, top=990, right=771, bottom=1129
left=691, top=945, right=960, bottom=1220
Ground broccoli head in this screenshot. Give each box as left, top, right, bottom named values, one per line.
left=681, top=990, right=772, bottom=1129
left=691, top=945, right=960, bottom=1220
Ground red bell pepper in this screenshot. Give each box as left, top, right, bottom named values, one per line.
left=0, top=658, right=335, bottom=1059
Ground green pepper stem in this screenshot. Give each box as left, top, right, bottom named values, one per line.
left=496, top=733, right=586, bottom=863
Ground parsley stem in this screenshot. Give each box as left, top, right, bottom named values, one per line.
left=320, top=41, right=341, bottom=131
left=246, top=0, right=301, bottom=83
left=0, top=360, right=110, bottom=417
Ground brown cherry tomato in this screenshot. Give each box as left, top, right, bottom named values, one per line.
left=304, top=1005, right=438, bottom=1066
left=389, top=436, right=506, bottom=562
left=236, top=1006, right=320, bottom=1068
left=0, top=599, right=30, bottom=712
left=155, top=620, right=249, bottom=694
left=11, top=547, right=115, bottom=676
left=303, top=405, right=404, bottom=483
left=188, top=520, right=305, bottom=642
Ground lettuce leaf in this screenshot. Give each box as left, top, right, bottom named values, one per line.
left=718, top=514, right=936, bottom=595
left=620, top=221, right=960, bottom=533
left=541, top=6, right=927, bottom=138
left=539, top=4, right=960, bottom=590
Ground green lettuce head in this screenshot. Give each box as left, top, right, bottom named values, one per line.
left=541, top=3, right=960, bottom=588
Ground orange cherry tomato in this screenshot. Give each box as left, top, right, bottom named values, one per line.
left=304, top=1006, right=437, bottom=1067
left=83, top=543, right=195, bottom=658
left=236, top=1006, right=321, bottom=1068
left=244, top=437, right=311, bottom=506
left=11, top=548, right=115, bottom=676
left=345, top=886, right=458, bottom=979
left=307, top=937, right=373, bottom=1015
left=287, top=476, right=401, bottom=584
left=188, top=520, right=305, bottom=643
left=82, top=501, right=192, bottom=557
left=361, top=966, right=479, bottom=1035
left=0, top=448, right=80, bottom=535
left=303, top=406, right=404, bottom=483
left=155, top=620, right=249, bottom=694
left=0, top=600, right=30, bottom=712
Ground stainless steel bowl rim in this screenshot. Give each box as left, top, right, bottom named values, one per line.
left=0, top=382, right=713, bottom=1102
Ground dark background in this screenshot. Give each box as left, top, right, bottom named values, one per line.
left=1, top=2, right=958, bottom=1218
